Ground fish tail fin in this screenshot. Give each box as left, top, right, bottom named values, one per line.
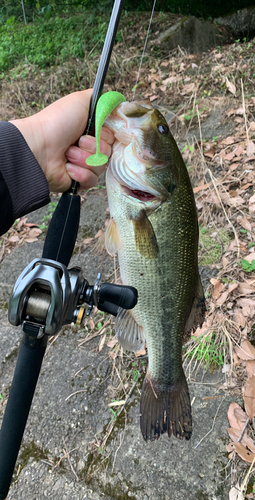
left=140, top=371, right=192, bottom=442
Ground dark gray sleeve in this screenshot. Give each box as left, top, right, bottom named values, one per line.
left=0, top=121, right=50, bottom=235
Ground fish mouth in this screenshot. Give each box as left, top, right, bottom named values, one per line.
left=110, top=150, right=160, bottom=201
left=123, top=185, right=157, bottom=202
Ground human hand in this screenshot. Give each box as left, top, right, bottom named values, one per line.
left=11, top=89, right=115, bottom=192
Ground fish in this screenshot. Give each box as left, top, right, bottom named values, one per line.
left=104, top=100, right=205, bottom=442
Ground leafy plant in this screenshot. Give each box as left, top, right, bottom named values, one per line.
left=110, top=408, right=117, bottom=421
left=38, top=201, right=58, bottom=231
left=184, top=333, right=224, bottom=368
left=129, top=361, right=141, bottom=382
left=241, top=259, right=255, bottom=273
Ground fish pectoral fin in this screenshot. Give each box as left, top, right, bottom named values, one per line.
left=132, top=210, right=159, bottom=259
left=140, top=371, right=192, bottom=441
left=115, top=308, right=145, bottom=353
left=184, top=275, right=206, bottom=340
left=105, top=218, right=121, bottom=256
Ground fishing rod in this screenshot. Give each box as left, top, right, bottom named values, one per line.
left=0, top=2, right=138, bottom=498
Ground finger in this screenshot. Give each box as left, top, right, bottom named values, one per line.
left=65, top=147, right=108, bottom=175
left=78, top=135, right=113, bottom=155
left=100, top=127, right=115, bottom=144
left=66, top=162, right=102, bottom=190
left=79, top=128, right=115, bottom=147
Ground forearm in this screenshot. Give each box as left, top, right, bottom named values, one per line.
left=0, top=121, right=50, bottom=235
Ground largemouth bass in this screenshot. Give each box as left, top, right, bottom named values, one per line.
left=104, top=100, right=205, bottom=441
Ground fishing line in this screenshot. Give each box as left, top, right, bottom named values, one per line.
left=132, top=0, right=157, bottom=101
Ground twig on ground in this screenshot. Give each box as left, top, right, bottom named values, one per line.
left=237, top=417, right=250, bottom=443
left=62, top=437, right=79, bottom=481
left=78, top=319, right=111, bottom=346
left=194, top=397, right=225, bottom=449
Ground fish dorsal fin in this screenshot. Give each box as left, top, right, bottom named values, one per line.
left=115, top=308, right=145, bottom=353
left=105, top=218, right=121, bottom=256
left=184, top=275, right=206, bottom=339
left=132, top=210, right=158, bottom=260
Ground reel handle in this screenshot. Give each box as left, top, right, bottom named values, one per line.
left=98, top=283, right=137, bottom=313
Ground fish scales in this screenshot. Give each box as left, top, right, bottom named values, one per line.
left=104, top=100, right=205, bottom=441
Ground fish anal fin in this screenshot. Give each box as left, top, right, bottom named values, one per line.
left=140, top=371, right=192, bottom=442
left=115, top=308, right=145, bottom=352
left=132, top=210, right=158, bottom=259
left=105, top=218, right=121, bottom=256
left=184, top=276, right=206, bottom=341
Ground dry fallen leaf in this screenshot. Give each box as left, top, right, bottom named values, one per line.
left=89, top=317, right=95, bottom=330
left=238, top=283, right=255, bottom=295
left=226, top=77, right=236, bottom=95
left=225, top=151, right=236, bottom=162
left=98, top=334, right=106, bottom=352
left=8, top=235, right=20, bottom=243
left=233, top=442, right=255, bottom=463
left=227, top=402, right=248, bottom=430
left=233, top=308, right=246, bottom=328
left=211, top=278, right=225, bottom=299
left=24, top=238, right=38, bottom=243
left=246, top=141, right=255, bottom=157
left=180, top=82, right=195, bottom=95
left=216, top=290, right=229, bottom=307
left=135, top=348, right=146, bottom=357
left=243, top=375, right=255, bottom=420
left=249, top=193, right=255, bottom=213
left=28, top=228, right=42, bottom=238
left=227, top=427, right=255, bottom=453
left=240, top=217, right=252, bottom=232
left=237, top=298, right=255, bottom=309
left=221, top=136, right=235, bottom=145
left=109, top=351, right=117, bottom=359
left=245, top=360, right=255, bottom=379
left=107, top=338, right=118, bottom=348
left=193, top=182, right=212, bottom=193
left=221, top=192, right=245, bottom=207
left=235, top=340, right=255, bottom=361
left=228, top=485, right=240, bottom=500
left=94, top=229, right=103, bottom=239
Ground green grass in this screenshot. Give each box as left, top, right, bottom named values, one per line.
left=0, top=13, right=110, bottom=74
left=183, top=332, right=225, bottom=369
left=198, top=226, right=231, bottom=266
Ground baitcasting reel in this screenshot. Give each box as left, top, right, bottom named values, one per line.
left=8, top=258, right=137, bottom=338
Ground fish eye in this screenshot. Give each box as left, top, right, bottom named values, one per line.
left=157, top=124, right=169, bottom=134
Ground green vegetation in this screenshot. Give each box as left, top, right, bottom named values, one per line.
left=198, top=226, right=231, bottom=266
left=184, top=332, right=225, bottom=369
left=1, top=0, right=254, bottom=25
left=183, top=107, right=208, bottom=122
left=129, top=361, right=141, bottom=382
left=241, top=259, right=255, bottom=273
left=38, top=200, right=58, bottom=231
left=0, top=14, right=110, bottom=73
